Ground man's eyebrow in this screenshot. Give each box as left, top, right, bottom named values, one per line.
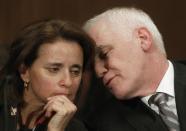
left=95, top=46, right=102, bottom=54
left=95, top=45, right=112, bottom=54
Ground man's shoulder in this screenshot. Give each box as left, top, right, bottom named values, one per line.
left=172, top=60, right=186, bottom=66
left=83, top=97, right=168, bottom=131
left=84, top=97, right=138, bottom=131
left=172, top=60, right=186, bottom=74
left=85, top=96, right=142, bottom=124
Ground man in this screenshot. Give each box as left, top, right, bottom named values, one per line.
left=83, top=7, right=186, bottom=131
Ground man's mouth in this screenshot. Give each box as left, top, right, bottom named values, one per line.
left=105, top=76, right=116, bottom=87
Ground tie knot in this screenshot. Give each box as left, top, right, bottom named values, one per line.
left=148, top=93, right=168, bottom=106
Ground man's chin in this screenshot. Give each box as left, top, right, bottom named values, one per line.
left=111, top=90, right=125, bottom=100
left=111, top=90, right=130, bottom=100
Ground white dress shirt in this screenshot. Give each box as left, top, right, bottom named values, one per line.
left=141, top=60, right=178, bottom=117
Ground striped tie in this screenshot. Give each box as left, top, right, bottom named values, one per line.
left=148, top=93, right=180, bottom=131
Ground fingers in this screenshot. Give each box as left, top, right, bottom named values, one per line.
left=44, top=95, right=77, bottom=130
left=44, top=95, right=77, bottom=118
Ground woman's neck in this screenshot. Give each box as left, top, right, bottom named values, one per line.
left=21, top=102, right=44, bottom=128
left=21, top=89, right=45, bottom=128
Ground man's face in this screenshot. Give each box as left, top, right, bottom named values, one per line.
left=87, top=23, right=146, bottom=99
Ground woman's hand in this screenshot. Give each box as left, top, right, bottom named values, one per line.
left=44, top=95, right=77, bottom=131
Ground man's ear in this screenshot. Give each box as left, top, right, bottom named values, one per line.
left=136, top=27, right=153, bottom=51
left=19, top=64, right=30, bottom=82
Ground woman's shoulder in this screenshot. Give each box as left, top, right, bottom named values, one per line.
left=65, top=118, right=88, bottom=131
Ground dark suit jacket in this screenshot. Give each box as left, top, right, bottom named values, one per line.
left=83, top=61, right=186, bottom=131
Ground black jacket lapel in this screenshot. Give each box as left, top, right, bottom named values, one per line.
left=173, top=61, right=186, bottom=131
left=122, top=98, right=168, bottom=131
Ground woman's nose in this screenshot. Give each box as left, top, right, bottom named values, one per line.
left=59, top=72, right=72, bottom=87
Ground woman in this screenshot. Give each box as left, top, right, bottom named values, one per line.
left=0, top=19, right=94, bottom=131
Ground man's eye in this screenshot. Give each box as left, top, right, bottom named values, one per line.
left=99, top=51, right=108, bottom=60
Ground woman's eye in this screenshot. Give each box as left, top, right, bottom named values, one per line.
left=71, top=69, right=81, bottom=77
left=48, top=67, right=59, bottom=73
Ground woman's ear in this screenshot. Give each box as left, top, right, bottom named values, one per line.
left=19, top=64, right=30, bottom=83
left=136, top=27, right=153, bottom=52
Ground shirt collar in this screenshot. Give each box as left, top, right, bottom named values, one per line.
left=141, top=60, right=175, bottom=105
left=156, top=60, right=174, bottom=97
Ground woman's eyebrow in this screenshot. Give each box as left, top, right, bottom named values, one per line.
left=45, top=63, right=63, bottom=67
left=71, top=64, right=82, bottom=69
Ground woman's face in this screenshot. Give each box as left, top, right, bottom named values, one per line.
left=20, top=39, right=83, bottom=104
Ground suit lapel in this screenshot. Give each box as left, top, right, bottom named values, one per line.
left=173, top=61, right=186, bottom=131
left=121, top=98, right=168, bottom=131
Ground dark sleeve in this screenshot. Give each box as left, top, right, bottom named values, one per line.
left=65, top=118, right=88, bottom=131
left=34, top=118, right=87, bottom=131
left=0, top=107, right=4, bottom=130
left=0, top=105, right=17, bottom=131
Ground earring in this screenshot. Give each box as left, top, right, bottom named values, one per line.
left=24, top=81, right=29, bottom=89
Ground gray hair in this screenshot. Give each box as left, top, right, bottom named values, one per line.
left=84, top=7, right=166, bottom=55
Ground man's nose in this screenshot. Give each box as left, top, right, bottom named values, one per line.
left=95, top=59, right=108, bottom=78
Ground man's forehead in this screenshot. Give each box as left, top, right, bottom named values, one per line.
left=88, top=21, right=111, bottom=39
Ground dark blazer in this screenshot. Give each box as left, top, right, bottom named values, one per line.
left=0, top=104, right=88, bottom=131
left=83, top=61, right=186, bottom=131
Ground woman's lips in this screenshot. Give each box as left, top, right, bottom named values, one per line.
left=54, top=92, right=70, bottom=96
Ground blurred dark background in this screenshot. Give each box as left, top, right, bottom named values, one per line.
left=0, top=0, right=186, bottom=66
